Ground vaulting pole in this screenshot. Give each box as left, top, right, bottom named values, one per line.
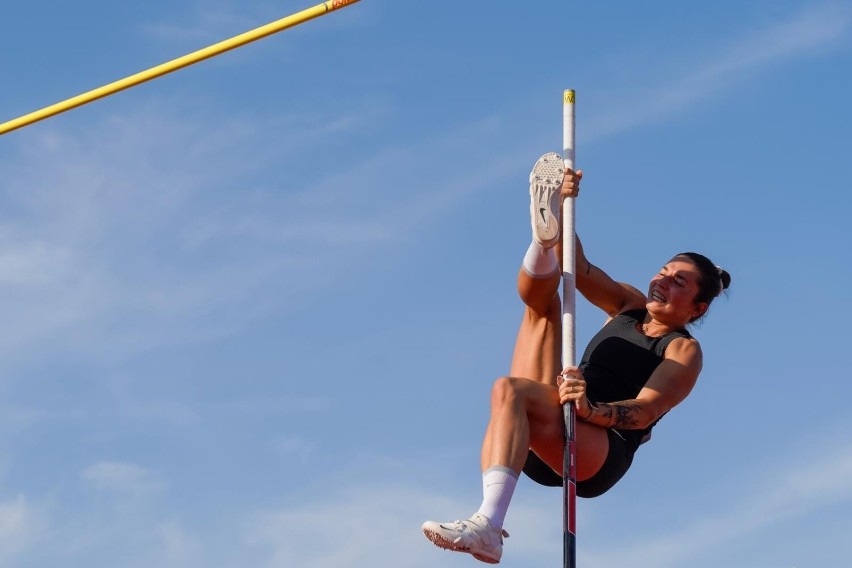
left=562, top=88, right=577, bottom=568
left=0, top=0, right=361, bottom=136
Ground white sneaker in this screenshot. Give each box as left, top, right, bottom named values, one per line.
left=422, top=513, right=509, bottom=564
left=529, top=152, right=565, bottom=249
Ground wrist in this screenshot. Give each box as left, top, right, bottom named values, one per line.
left=579, top=400, right=596, bottom=421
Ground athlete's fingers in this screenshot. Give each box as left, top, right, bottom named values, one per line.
left=558, top=377, right=586, bottom=406
left=559, top=366, right=585, bottom=383
left=561, top=169, right=581, bottom=198
left=559, top=387, right=586, bottom=405
left=560, top=381, right=585, bottom=394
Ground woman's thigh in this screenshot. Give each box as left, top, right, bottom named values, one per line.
left=504, top=377, right=606, bottom=479
left=528, top=411, right=610, bottom=482
left=509, top=295, right=561, bottom=387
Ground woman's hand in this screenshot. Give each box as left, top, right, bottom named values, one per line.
left=557, top=366, right=593, bottom=419
left=561, top=169, right=582, bottom=198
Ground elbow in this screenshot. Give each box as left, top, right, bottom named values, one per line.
left=637, top=414, right=657, bottom=430
left=639, top=402, right=670, bottom=429
left=625, top=400, right=666, bottom=430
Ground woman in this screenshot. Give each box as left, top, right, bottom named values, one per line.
left=422, top=153, right=731, bottom=564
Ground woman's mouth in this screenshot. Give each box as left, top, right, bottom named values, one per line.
left=651, top=291, right=667, bottom=303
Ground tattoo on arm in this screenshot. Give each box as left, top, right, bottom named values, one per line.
left=613, top=401, right=642, bottom=429
left=586, top=400, right=643, bottom=429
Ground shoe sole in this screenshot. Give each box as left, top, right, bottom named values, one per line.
left=529, top=152, right=565, bottom=249
left=422, top=527, right=500, bottom=564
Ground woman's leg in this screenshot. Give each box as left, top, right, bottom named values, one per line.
left=423, top=335, right=611, bottom=558
left=463, top=257, right=609, bottom=547
left=480, top=376, right=609, bottom=482
left=480, top=262, right=609, bottom=480
left=478, top=265, right=560, bottom=476
left=422, top=155, right=603, bottom=562
left=510, top=265, right=562, bottom=386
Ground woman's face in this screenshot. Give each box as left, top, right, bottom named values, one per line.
left=646, top=258, right=707, bottom=324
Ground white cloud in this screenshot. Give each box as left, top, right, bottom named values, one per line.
left=0, top=406, right=54, bottom=432
left=589, top=2, right=852, bottom=139
left=582, top=443, right=852, bottom=568
left=0, top=495, right=43, bottom=564
left=0, top=100, right=525, bottom=374
left=118, top=399, right=201, bottom=427
left=81, top=461, right=167, bottom=495
left=233, top=435, right=852, bottom=568
left=0, top=112, right=348, bottom=365
left=141, top=0, right=267, bottom=45
left=243, top=485, right=470, bottom=568
left=155, top=520, right=206, bottom=567
left=272, top=435, right=315, bottom=463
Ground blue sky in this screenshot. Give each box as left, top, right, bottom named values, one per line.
left=1, top=1, right=850, bottom=566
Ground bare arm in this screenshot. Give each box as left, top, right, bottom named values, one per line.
left=561, top=337, right=703, bottom=429
left=575, top=235, right=647, bottom=318
left=557, top=169, right=645, bottom=317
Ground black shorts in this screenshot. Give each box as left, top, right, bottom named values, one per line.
left=522, top=429, right=635, bottom=498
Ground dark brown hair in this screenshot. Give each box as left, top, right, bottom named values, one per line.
left=674, top=252, right=731, bottom=322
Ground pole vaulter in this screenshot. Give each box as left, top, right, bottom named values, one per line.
left=420, top=79, right=729, bottom=565
left=0, top=0, right=361, bottom=136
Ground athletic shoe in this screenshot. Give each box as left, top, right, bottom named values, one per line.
left=529, top=152, right=565, bottom=248
left=422, top=513, right=509, bottom=564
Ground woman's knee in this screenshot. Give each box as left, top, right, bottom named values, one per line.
left=518, top=292, right=562, bottom=322
left=491, top=376, right=521, bottom=406
left=517, top=270, right=561, bottom=315
left=491, top=376, right=556, bottom=414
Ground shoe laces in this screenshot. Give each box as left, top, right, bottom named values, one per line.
left=445, top=518, right=477, bottom=531
left=445, top=517, right=509, bottom=540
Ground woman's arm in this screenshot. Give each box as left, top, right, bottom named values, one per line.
left=560, top=337, right=703, bottom=429
left=558, top=171, right=646, bottom=317
left=575, top=235, right=647, bottom=318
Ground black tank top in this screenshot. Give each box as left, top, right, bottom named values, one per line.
left=578, top=309, right=692, bottom=451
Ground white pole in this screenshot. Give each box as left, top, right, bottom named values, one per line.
left=562, top=88, right=577, bottom=568
left=562, top=91, right=576, bottom=367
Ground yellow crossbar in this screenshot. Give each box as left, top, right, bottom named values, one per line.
left=0, top=0, right=361, bottom=136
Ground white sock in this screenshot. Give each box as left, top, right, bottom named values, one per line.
left=475, top=466, right=518, bottom=530
left=522, top=242, right=558, bottom=278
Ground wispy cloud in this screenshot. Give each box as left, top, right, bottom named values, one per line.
left=243, top=485, right=468, bottom=568
left=0, top=109, right=362, bottom=366
left=582, top=442, right=852, bottom=567
left=588, top=2, right=852, bottom=139
left=234, top=436, right=852, bottom=568
left=154, top=520, right=206, bottom=568
left=0, top=100, right=528, bottom=372
left=0, top=495, right=44, bottom=564
left=81, top=461, right=167, bottom=495
left=141, top=1, right=269, bottom=45
left=141, top=0, right=366, bottom=49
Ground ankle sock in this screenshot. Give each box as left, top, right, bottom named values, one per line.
left=475, top=466, right=519, bottom=530
left=522, top=242, right=558, bottom=278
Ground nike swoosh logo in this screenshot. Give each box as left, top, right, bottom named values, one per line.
left=539, top=207, right=548, bottom=224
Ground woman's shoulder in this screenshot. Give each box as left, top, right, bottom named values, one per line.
left=665, top=335, right=703, bottom=364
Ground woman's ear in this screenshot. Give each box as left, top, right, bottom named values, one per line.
left=692, top=302, right=709, bottom=320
